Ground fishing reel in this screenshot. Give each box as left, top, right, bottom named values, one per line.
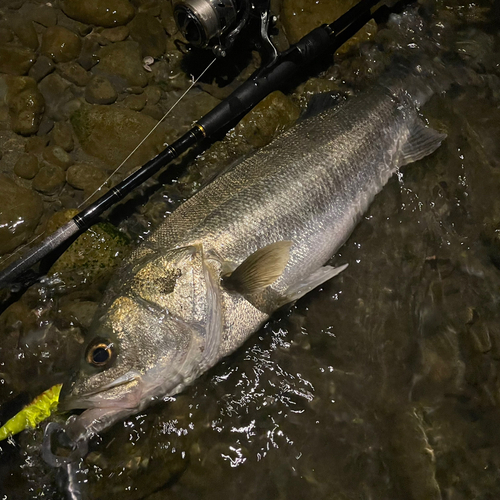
left=172, top=0, right=277, bottom=60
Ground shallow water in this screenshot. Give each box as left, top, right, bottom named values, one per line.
left=1, top=0, right=500, bottom=498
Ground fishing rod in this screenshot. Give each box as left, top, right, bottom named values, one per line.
left=0, top=0, right=395, bottom=293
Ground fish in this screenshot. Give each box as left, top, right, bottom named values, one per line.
left=54, top=63, right=446, bottom=452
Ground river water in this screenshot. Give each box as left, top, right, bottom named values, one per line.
left=1, top=0, right=500, bottom=498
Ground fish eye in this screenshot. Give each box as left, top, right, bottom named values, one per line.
left=85, top=339, right=115, bottom=368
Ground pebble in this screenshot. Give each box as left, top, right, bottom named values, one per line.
left=25, top=135, right=49, bottom=154
left=5, top=75, right=45, bottom=135
left=51, top=121, right=74, bottom=152
left=14, top=153, right=39, bottom=179
left=128, top=13, right=167, bottom=58
left=38, top=73, right=72, bottom=121
left=144, top=85, right=162, bottom=105
left=29, top=5, right=58, bottom=27
left=101, top=26, right=129, bottom=43
left=42, top=145, right=74, bottom=170
left=0, top=174, right=43, bottom=255
left=123, top=92, right=147, bottom=111
left=12, top=18, right=39, bottom=51
left=28, top=55, right=55, bottom=82
left=94, top=40, right=148, bottom=89
left=57, top=61, right=91, bottom=86
left=0, top=44, right=36, bottom=75
left=66, top=163, right=108, bottom=194
left=32, top=164, right=66, bottom=195
left=78, top=36, right=101, bottom=71
left=70, top=103, right=171, bottom=171
left=41, top=26, right=82, bottom=63
left=85, top=75, right=118, bottom=105
left=61, top=0, right=136, bottom=28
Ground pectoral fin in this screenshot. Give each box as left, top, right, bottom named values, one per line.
left=223, top=241, right=292, bottom=295
left=280, top=263, right=348, bottom=305
left=400, top=119, right=446, bottom=166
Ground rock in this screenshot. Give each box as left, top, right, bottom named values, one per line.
left=78, top=36, right=101, bottom=70
left=14, top=153, right=39, bottom=179
left=47, top=209, right=130, bottom=290
left=123, top=92, right=147, bottom=111
left=94, top=40, right=148, bottom=89
left=51, top=121, right=74, bottom=152
left=57, top=61, right=91, bottom=86
left=41, top=26, right=82, bottom=63
left=160, top=1, right=178, bottom=35
left=101, top=26, right=129, bottom=43
left=3, top=75, right=45, bottom=135
left=32, top=164, right=66, bottom=194
left=85, top=76, right=117, bottom=104
left=0, top=27, right=14, bottom=44
left=66, top=163, right=108, bottom=195
left=25, top=135, right=49, bottom=153
left=71, top=103, right=173, bottom=171
left=0, top=174, right=43, bottom=255
left=38, top=73, right=72, bottom=121
left=128, top=13, right=167, bottom=58
left=42, top=145, right=74, bottom=170
left=29, top=5, right=58, bottom=27
left=28, top=55, right=55, bottom=82
left=12, top=18, right=39, bottom=51
left=144, top=85, right=161, bottom=105
left=235, top=91, right=300, bottom=148
left=61, top=0, right=136, bottom=28
left=0, top=44, right=36, bottom=75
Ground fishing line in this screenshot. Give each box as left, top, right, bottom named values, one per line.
left=79, top=57, right=217, bottom=208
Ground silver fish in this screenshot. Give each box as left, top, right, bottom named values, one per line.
left=58, top=67, right=445, bottom=446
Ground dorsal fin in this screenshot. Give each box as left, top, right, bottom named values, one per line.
left=223, top=241, right=292, bottom=295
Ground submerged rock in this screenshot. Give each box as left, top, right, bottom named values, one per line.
left=70, top=103, right=172, bottom=171
left=1, top=75, right=45, bottom=135
left=14, top=153, right=39, bottom=179
left=66, top=162, right=109, bottom=197
left=235, top=91, right=300, bottom=148
left=51, top=121, right=74, bottom=152
left=85, top=75, right=118, bottom=104
left=128, top=13, right=167, bottom=58
left=93, top=40, right=148, bottom=89
left=0, top=174, right=43, bottom=255
left=57, top=61, right=91, bottom=86
left=42, top=145, right=74, bottom=170
left=32, top=164, right=66, bottom=195
left=47, top=209, right=130, bottom=290
left=61, top=0, right=136, bottom=27
left=11, top=18, right=39, bottom=51
left=28, top=55, right=55, bottom=82
left=41, top=26, right=82, bottom=63
left=0, top=44, right=36, bottom=75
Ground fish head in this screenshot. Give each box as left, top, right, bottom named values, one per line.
left=59, top=244, right=221, bottom=442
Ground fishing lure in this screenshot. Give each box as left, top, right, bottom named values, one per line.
left=0, top=384, right=62, bottom=441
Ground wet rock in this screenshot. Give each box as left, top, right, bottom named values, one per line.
left=41, top=26, right=82, bottom=63
left=71, top=103, right=172, bottom=171
left=29, top=5, right=58, bottom=27
left=128, top=13, right=167, bottom=58
left=0, top=174, right=43, bottom=255
left=160, top=1, right=178, bottom=35
left=0, top=27, right=14, bottom=43
left=14, top=153, right=39, bottom=179
left=47, top=209, right=130, bottom=290
left=42, top=145, right=74, bottom=170
left=28, top=55, right=55, bottom=82
left=51, top=121, right=74, bottom=152
left=94, top=40, right=148, bottom=89
left=85, top=76, right=118, bottom=104
left=25, top=135, right=49, bottom=154
left=101, top=26, right=130, bottom=43
left=32, top=164, right=65, bottom=195
left=57, top=61, right=91, bottom=86
left=78, top=36, right=101, bottom=70
left=2, top=75, right=45, bottom=135
left=235, top=91, right=300, bottom=148
left=123, top=92, right=147, bottom=111
left=61, top=0, right=136, bottom=28
left=66, top=163, right=108, bottom=196
left=0, top=44, right=36, bottom=75
left=144, top=84, right=161, bottom=105
left=38, top=73, right=72, bottom=121
left=12, top=18, right=39, bottom=51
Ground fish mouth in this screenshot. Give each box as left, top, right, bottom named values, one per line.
left=58, top=370, right=142, bottom=412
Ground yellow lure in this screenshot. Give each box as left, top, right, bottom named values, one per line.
left=0, top=384, right=62, bottom=441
